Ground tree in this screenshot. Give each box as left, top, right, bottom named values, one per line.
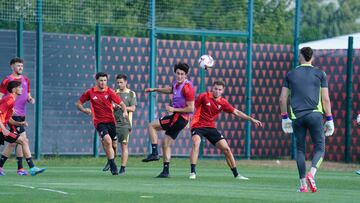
left=301, top=0, right=360, bottom=42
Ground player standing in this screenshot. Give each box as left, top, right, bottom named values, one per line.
left=76, top=72, right=128, bottom=175
left=142, top=62, right=195, bottom=178
left=279, top=47, right=334, bottom=192
left=189, top=80, right=262, bottom=180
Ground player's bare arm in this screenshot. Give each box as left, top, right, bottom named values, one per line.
left=279, top=87, right=290, bottom=114
left=75, top=100, right=92, bottom=116
left=145, top=87, right=172, bottom=94
left=0, top=122, right=10, bottom=136
left=27, top=93, right=35, bottom=104
left=233, top=109, right=263, bottom=127
left=320, top=87, right=332, bottom=116
left=166, top=101, right=194, bottom=113
left=126, top=105, right=136, bottom=112
left=119, top=101, right=129, bottom=119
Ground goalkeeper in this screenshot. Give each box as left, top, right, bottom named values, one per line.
left=279, top=47, right=334, bottom=193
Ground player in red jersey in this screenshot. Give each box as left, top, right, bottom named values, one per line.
left=357, top=113, right=360, bottom=175
left=0, top=81, right=45, bottom=176
left=76, top=72, right=128, bottom=175
left=0, top=57, right=35, bottom=176
left=189, top=80, right=262, bottom=180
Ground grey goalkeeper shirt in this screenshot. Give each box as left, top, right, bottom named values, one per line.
left=282, top=64, right=328, bottom=119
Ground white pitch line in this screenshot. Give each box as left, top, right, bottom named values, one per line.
left=140, top=196, right=154, bottom=198
left=13, top=184, right=35, bottom=189
left=38, top=188, right=68, bottom=195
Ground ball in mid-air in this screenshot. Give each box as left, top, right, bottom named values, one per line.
left=198, top=54, right=214, bottom=69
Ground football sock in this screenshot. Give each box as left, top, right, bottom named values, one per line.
left=310, top=167, right=317, bottom=177
left=300, top=178, right=307, bottom=187
left=231, top=167, right=239, bottom=177
left=26, top=157, right=35, bottom=168
left=16, top=157, right=23, bottom=169
left=120, top=166, right=125, bottom=173
left=163, top=162, right=170, bottom=174
left=0, top=155, right=8, bottom=167
left=191, top=164, right=196, bottom=173
left=151, top=144, right=158, bottom=155
left=109, top=159, right=116, bottom=170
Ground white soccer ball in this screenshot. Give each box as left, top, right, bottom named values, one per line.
left=198, top=54, right=214, bottom=69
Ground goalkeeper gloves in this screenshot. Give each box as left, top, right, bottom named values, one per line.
left=324, top=115, right=334, bottom=136
left=281, top=113, right=293, bottom=133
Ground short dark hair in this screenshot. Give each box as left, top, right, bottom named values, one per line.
left=213, top=80, right=225, bottom=87
left=10, top=57, right=24, bottom=66
left=7, top=80, right=21, bottom=93
left=116, top=74, right=127, bottom=81
left=174, top=62, right=189, bottom=74
left=95, top=72, right=108, bottom=80
left=300, top=47, right=313, bottom=62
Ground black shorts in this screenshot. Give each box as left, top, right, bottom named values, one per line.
left=96, top=122, right=117, bottom=141
left=8, top=116, right=26, bottom=134
left=191, top=127, right=225, bottom=146
left=159, top=114, right=188, bottom=140
left=0, top=131, right=20, bottom=145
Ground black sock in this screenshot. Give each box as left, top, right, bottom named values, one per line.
left=16, top=157, right=24, bottom=169
left=163, top=162, right=170, bottom=174
left=0, top=155, right=8, bottom=168
left=231, top=167, right=239, bottom=177
left=151, top=144, right=158, bottom=155
left=26, top=157, right=35, bottom=168
left=109, top=159, right=116, bottom=171
left=191, top=164, right=196, bottom=173
left=120, top=166, right=125, bottom=172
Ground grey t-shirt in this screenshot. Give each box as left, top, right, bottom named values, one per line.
left=282, top=64, right=328, bottom=119
left=114, top=89, right=137, bottom=129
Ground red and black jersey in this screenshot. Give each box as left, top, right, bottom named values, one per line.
left=0, top=94, right=15, bottom=129
left=79, top=86, right=121, bottom=128
left=191, top=92, right=235, bottom=129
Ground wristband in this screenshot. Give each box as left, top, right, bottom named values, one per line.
left=326, top=115, right=333, bottom=121
left=281, top=113, right=288, bottom=119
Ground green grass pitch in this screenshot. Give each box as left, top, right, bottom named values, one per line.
left=0, top=157, right=359, bottom=203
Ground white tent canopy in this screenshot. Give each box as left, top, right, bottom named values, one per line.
left=299, top=33, right=360, bottom=50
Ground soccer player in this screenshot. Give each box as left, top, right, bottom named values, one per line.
left=0, top=81, right=45, bottom=176
left=142, top=62, right=195, bottom=178
left=0, top=57, right=35, bottom=176
left=76, top=72, right=128, bottom=175
left=356, top=113, right=360, bottom=175
left=102, top=74, right=137, bottom=175
left=279, top=47, right=334, bottom=192
left=189, top=80, right=262, bottom=180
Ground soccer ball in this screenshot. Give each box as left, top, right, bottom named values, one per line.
left=198, top=54, right=214, bottom=69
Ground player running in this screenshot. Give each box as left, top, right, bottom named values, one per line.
left=0, top=81, right=45, bottom=176
left=0, top=57, right=35, bottom=176
left=102, top=74, right=137, bottom=175
left=76, top=72, right=128, bottom=175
